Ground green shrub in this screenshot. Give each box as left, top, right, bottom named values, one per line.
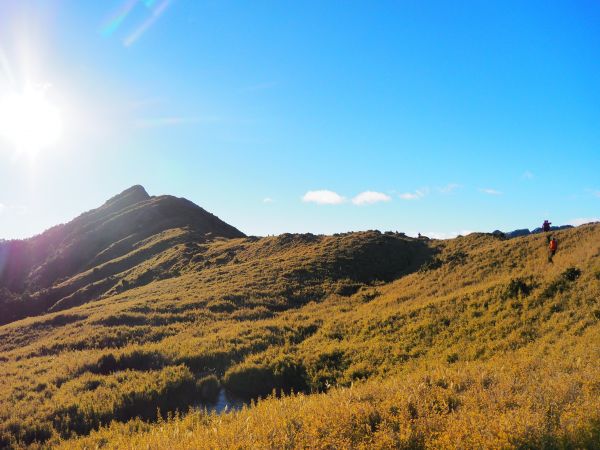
left=176, top=349, right=235, bottom=374
left=334, top=281, right=361, bottom=296
left=223, top=364, right=275, bottom=399
left=82, top=350, right=169, bottom=375
left=562, top=267, right=581, bottom=282
left=53, top=366, right=197, bottom=438
left=223, top=356, right=308, bottom=399
left=504, top=278, right=534, bottom=299
left=195, top=375, right=220, bottom=403
left=447, top=353, right=459, bottom=364
left=541, top=268, right=581, bottom=299
left=207, top=300, right=236, bottom=313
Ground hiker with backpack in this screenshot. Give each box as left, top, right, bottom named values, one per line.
left=542, top=220, right=552, bottom=242
left=548, top=237, right=558, bottom=263
left=542, top=220, right=551, bottom=232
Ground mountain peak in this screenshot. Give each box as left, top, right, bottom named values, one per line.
left=102, top=185, right=151, bottom=211
left=0, top=185, right=245, bottom=323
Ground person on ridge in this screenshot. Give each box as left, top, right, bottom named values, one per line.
left=542, top=220, right=551, bottom=232
left=542, top=220, right=552, bottom=243
left=548, top=237, right=558, bottom=263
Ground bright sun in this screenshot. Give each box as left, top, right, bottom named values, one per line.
left=0, top=86, right=63, bottom=157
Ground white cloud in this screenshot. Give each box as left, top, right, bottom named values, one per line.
left=568, top=218, right=600, bottom=226
left=302, top=190, right=346, bottom=205
left=399, top=193, right=419, bottom=200
left=439, top=183, right=461, bottom=194
left=479, top=188, right=502, bottom=196
left=352, top=191, right=391, bottom=206
left=522, top=171, right=535, bottom=180
left=263, top=197, right=274, bottom=203
left=399, top=189, right=428, bottom=200
left=0, top=203, right=4, bottom=214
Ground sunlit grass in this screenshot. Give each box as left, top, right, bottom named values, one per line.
left=0, top=223, right=598, bottom=448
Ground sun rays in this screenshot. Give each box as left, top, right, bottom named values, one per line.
left=0, top=84, right=63, bottom=159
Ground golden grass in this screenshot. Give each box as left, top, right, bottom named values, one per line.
left=59, top=339, right=600, bottom=449
left=0, top=223, right=598, bottom=448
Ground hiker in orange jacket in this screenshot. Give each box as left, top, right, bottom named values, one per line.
left=548, top=237, right=558, bottom=263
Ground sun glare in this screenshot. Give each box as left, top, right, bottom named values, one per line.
left=0, top=86, right=63, bottom=157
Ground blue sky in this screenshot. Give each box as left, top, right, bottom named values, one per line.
left=0, top=0, right=598, bottom=239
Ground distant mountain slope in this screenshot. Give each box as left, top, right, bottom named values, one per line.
left=0, top=186, right=244, bottom=324
left=496, top=224, right=575, bottom=239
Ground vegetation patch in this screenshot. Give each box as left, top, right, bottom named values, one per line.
left=541, top=267, right=582, bottom=299
left=195, top=374, right=220, bottom=403
left=52, top=365, right=198, bottom=438
left=503, top=277, right=536, bottom=299
left=224, top=355, right=309, bottom=399
left=80, top=349, right=170, bottom=375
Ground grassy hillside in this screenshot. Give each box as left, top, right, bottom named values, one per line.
left=0, top=186, right=244, bottom=325
left=0, top=214, right=598, bottom=448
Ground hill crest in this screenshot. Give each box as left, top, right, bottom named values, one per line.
left=0, top=186, right=245, bottom=324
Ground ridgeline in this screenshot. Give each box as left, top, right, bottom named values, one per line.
left=0, top=187, right=598, bottom=449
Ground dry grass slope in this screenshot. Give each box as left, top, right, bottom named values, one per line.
left=0, top=219, right=598, bottom=449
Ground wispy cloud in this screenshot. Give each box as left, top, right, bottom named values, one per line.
left=438, top=183, right=461, bottom=194
left=479, top=188, right=502, bottom=196
left=568, top=217, right=600, bottom=226
left=302, top=190, right=346, bottom=205
left=134, top=115, right=222, bottom=128
left=0, top=203, right=4, bottom=214
left=263, top=197, right=274, bottom=204
left=352, top=191, right=391, bottom=206
left=522, top=170, right=535, bottom=180
left=586, top=189, right=600, bottom=198
left=123, top=0, right=173, bottom=47
left=399, top=189, right=428, bottom=200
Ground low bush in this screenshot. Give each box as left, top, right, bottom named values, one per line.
left=541, top=267, right=582, bottom=299
left=81, top=349, right=169, bottom=375
left=53, top=365, right=197, bottom=438
left=562, top=267, right=582, bottom=282
left=195, top=375, right=220, bottom=403
left=504, top=278, right=534, bottom=299
left=224, top=355, right=308, bottom=399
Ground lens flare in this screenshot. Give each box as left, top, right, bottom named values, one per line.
left=101, top=0, right=138, bottom=37
left=101, top=0, right=170, bottom=39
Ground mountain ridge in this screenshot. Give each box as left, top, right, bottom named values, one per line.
left=0, top=187, right=598, bottom=449
left=0, top=186, right=244, bottom=324
left=0, top=218, right=597, bottom=448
